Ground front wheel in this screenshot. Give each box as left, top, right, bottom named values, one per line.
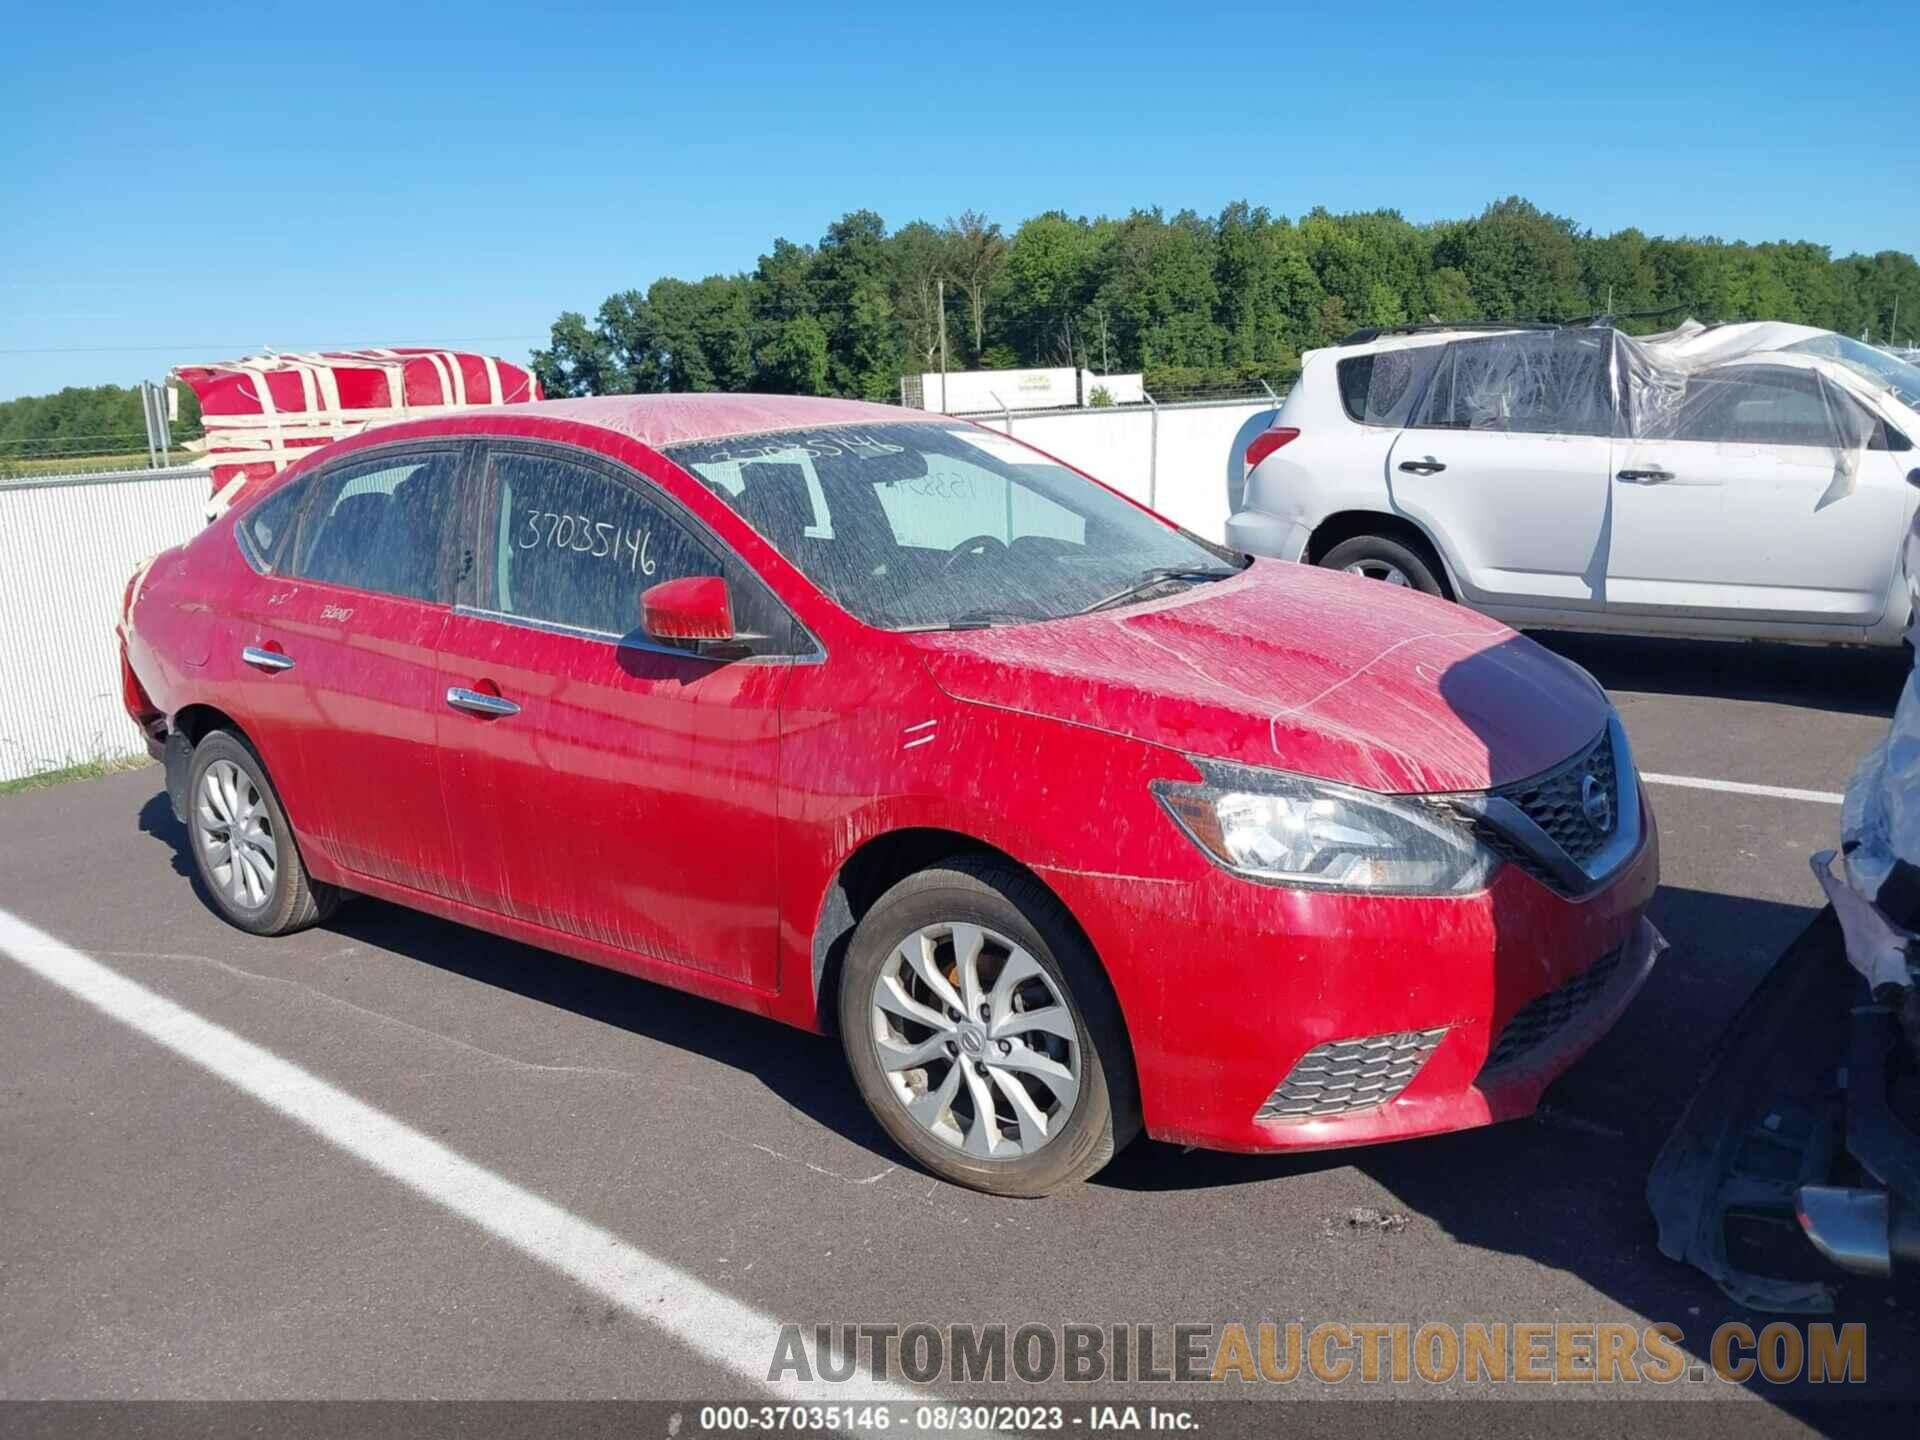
left=1319, top=534, right=1446, bottom=597
left=186, top=730, right=339, bottom=936
left=839, top=859, right=1139, bottom=1196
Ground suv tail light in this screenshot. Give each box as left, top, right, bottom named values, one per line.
left=1244, top=427, right=1300, bottom=473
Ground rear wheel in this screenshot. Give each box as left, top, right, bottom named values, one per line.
left=839, top=859, right=1139, bottom=1196
left=186, top=730, right=339, bottom=936
left=1319, top=534, right=1446, bottom=597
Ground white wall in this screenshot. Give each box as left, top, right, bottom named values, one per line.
left=0, top=469, right=209, bottom=782
left=975, top=398, right=1280, bottom=542
left=909, top=368, right=1149, bottom=414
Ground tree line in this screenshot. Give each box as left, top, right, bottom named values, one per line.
left=529, top=196, right=1920, bottom=403
left=6, top=196, right=1917, bottom=459
left=0, top=382, right=201, bottom=462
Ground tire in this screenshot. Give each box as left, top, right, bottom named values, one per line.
left=839, top=857, right=1140, bottom=1196
left=1319, top=534, right=1446, bottom=597
left=185, top=730, right=339, bottom=936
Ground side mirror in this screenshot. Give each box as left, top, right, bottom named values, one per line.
left=641, top=576, right=735, bottom=644
left=1907, top=468, right=1920, bottom=490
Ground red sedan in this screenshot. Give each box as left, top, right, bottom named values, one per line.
left=119, top=394, right=1661, bottom=1195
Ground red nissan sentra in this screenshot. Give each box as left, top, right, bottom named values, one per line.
left=119, top=394, right=1661, bottom=1195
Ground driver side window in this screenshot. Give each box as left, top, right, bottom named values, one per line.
left=482, top=449, right=798, bottom=651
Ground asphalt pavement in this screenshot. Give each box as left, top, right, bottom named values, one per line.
left=3, top=631, right=1917, bottom=1436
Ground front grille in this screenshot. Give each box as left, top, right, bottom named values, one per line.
left=1256, top=1027, right=1448, bottom=1121
left=1465, top=820, right=1553, bottom=887
left=1479, top=944, right=1626, bottom=1077
left=1502, top=727, right=1617, bottom=863
left=1453, top=727, right=1622, bottom=894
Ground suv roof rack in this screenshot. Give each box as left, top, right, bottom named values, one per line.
left=1336, top=306, right=1687, bottom=348
left=1335, top=321, right=1560, bottom=347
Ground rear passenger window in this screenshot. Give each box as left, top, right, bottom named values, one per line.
left=289, top=451, right=462, bottom=602
left=1337, top=347, right=1441, bottom=427
left=238, top=478, right=305, bottom=572
left=484, top=450, right=794, bottom=649
left=1412, top=332, right=1612, bottom=436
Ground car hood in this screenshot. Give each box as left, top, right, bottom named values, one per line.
left=908, top=561, right=1609, bottom=794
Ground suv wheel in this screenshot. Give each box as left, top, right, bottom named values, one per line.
left=186, top=730, right=340, bottom=936
left=839, top=859, right=1140, bottom=1196
left=1320, top=534, right=1446, bottom=597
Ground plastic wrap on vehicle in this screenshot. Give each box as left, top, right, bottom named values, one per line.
left=1839, top=656, right=1920, bottom=925
left=1381, top=323, right=1885, bottom=489
left=1413, top=329, right=1615, bottom=437
left=1613, top=329, right=1880, bottom=498
left=1828, top=608, right=1920, bottom=991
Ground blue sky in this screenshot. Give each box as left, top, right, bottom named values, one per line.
left=2, top=0, right=1914, bottom=401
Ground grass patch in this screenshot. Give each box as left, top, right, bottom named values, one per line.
left=0, top=754, right=154, bottom=797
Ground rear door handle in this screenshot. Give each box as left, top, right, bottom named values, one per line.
left=241, top=645, right=294, bottom=672
left=1616, top=469, right=1675, bottom=484
left=446, top=686, right=520, bottom=718
left=1397, top=459, right=1446, bottom=476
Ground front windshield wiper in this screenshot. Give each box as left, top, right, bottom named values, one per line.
left=899, top=607, right=1049, bottom=632
left=1076, top=566, right=1239, bottom=616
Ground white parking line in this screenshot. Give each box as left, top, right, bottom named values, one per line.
left=1642, top=772, right=1845, bottom=806
left=0, top=907, right=916, bottom=1413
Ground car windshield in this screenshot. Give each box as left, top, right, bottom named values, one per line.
left=1786, top=334, right=1920, bottom=411
left=664, top=422, right=1241, bottom=629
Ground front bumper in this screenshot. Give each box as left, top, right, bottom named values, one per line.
left=1037, top=798, right=1661, bottom=1153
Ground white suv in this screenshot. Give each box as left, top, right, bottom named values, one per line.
left=1226, top=322, right=1920, bottom=647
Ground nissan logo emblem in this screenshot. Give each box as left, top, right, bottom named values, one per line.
left=1580, top=773, right=1615, bottom=834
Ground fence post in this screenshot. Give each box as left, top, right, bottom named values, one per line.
left=1143, top=390, right=1160, bottom=509
left=988, top=391, right=1013, bottom=436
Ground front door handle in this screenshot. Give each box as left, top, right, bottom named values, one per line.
left=1616, top=469, right=1675, bottom=484
left=446, top=686, right=520, bottom=718
left=1398, top=459, right=1446, bottom=476
left=242, top=645, right=294, bottom=672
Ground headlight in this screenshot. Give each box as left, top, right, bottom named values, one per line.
left=1152, top=758, right=1496, bottom=895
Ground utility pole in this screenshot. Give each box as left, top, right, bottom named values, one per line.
left=937, top=277, right=949, bottom=414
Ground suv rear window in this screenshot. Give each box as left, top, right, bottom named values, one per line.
left=1336, top=348, right=1442, bottom=427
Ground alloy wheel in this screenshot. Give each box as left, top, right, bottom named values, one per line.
left=868, top=922, right=1081, bottom=1159
left=1343, top=559, right=1412, bottom=586
left=196, top=758, right=278, bottom=909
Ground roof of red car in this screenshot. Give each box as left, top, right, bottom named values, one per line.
left=487, top=393, right=922, bottom=450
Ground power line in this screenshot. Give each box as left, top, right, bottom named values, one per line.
left=0, top=336, right=546, bottom=356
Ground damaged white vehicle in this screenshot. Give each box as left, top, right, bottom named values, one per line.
left=1648, top=532, right=1920, bottom=1309
left=1228, top=321, right=1920, bottom=646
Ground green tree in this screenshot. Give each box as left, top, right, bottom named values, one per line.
left=1577, top=227, right=1659, bottom=321
left=942, top=210, right=1007, bottom=364
left=811, top=211, right=903, bottom=399
left=1092, top=210, right=1222, bottom=373
left=1437, top=197, right=1585, bottom=320
left=994, top=211, right=1100, bottom=366
left=1213, top=202, right=1320, bottom=375
left=757, top=315, right=830, bottom=394
left=530, top=311, right=622, bottom=397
